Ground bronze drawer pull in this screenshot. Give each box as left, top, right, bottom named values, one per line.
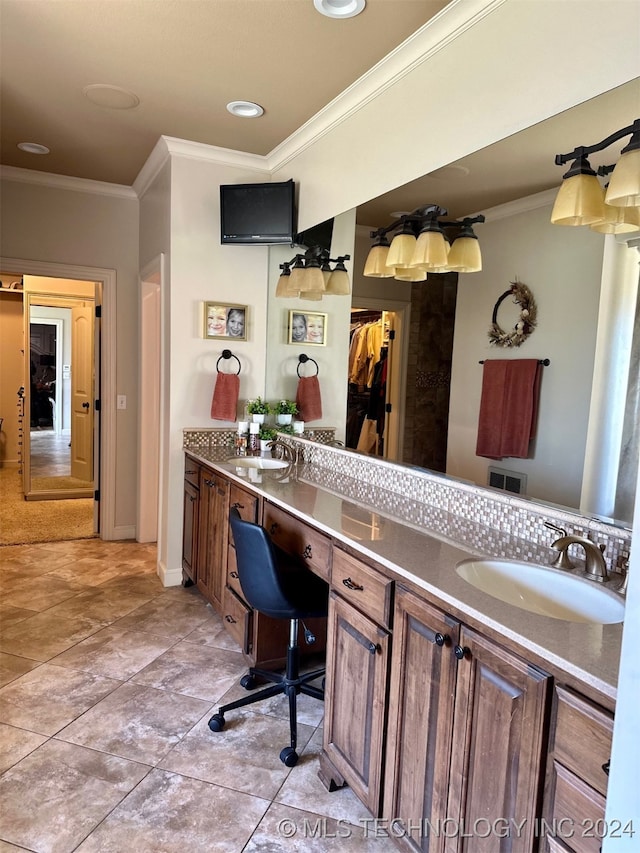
left=269, top=522, right=278, bottom=535
left=454, top=645, right=470, bottom=660
left=302, top=544, right=313, bottom=559
left=602, top=759, right=610, bottom=776
left=186, top=469, right=197, bottom=475
left=367, top=641, right=378, bottom=655
left=225, top=614, right=237, bottom=624
left=343, top=577, right=364, bottom=591
left=203, top=478, right=214, bottom=487
left=232, top=502, right=244, bottom=509
left=230, top=571, right=239, bottom=579
left=433, top=632, right=450, bottom=647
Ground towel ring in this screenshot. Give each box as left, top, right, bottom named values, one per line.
left=297, top=353, right=319, bottom=377
left=216, top=349, right=241, bottom=374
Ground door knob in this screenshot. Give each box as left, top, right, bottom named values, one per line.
left=82, top=401, right=90, bottom=409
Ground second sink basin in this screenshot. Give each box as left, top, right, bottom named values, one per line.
left=455, top=558, right=624, bottom=624
left=227, top=457, right=289, bottom=470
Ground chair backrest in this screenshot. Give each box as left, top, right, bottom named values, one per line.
left=229, top=506, right=298, bottom=619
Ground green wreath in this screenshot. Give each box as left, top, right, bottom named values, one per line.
left=488, top=280, right=537, bottom=348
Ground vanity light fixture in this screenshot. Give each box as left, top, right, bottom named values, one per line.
left=275, top=248, right=351, bottom=299
left=226, top=100, right=264, bottom=118
left=551, top=118, right=640, bottom=229
left=363, top=205, right=485, bottom=280
left=313, top=0, right=366, bottom=19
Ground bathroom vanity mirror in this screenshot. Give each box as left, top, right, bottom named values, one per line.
left=266, top=80, right=640, bottom=526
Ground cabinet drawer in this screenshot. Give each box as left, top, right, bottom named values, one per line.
left=550, top=761, right=605, bottom=853
left=331, top=547, right=392, bottom=629
left=553, top=686, right=613, bottom=797
left=184, top=459, right=200, bottom=488
left=263, top=502, right=331, bottom=581
left=229, top=484, right=259, bottom=523
left=227, top=545, right=244, bottom=599
left=222, top=586, right=252, bottom=653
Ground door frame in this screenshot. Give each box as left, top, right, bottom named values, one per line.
left=29, top=315, right=64, bottom=435
left=1, top=256, right=116, bottom=539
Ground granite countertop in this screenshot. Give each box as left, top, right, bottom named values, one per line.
left=186, top=447, right=623, bottom=701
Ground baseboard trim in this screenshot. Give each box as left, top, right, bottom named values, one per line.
left=104, top=524, right=136, bottom=541
left=158, top=560, right=182, bottom=588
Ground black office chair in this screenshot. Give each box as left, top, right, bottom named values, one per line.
left=208, top=506, right=328, bottom=767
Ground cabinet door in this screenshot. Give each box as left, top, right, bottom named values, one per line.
left=383, top=586, right=460, bottom=853
left=322, top=591, right=389, bottom=815
left=446, top=626, right=550, bottom=853
left=182, top=479, right=199, bottom=583
left=196, top=470, right=229, bottom=611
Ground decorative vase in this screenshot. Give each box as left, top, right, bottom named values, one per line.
left=251, top=414, right=265, bottom=424
left=276, top=413, right=292, bottom=425
left=259, top=439, right=271, bottom=453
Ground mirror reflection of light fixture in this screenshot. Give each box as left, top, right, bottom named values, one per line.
left=363, top=205, right=485, bottom=281
left=551, top=118, right=640, bottom=229
left=275, top=248, right=351, bottom=299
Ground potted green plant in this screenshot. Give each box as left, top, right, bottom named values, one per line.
left=259, top=425, right=277, bottom=453
left=275, top=399, right=298, bottom=425
left=247, top=397, right=270, bottom=424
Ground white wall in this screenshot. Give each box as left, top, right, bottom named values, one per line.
left=265, top=208, right=356, bottom=442
left=0, top=178, right=139, bottom=530
left=448, top=198, right=604, bottom=509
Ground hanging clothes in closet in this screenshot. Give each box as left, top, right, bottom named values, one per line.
left=347, top=311, right=391, bottom=454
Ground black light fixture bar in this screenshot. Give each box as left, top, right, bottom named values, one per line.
left=368, top=206, right=485, bottom=241
left=554, top=118, right=640, bottom=165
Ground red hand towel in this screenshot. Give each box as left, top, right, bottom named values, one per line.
left=296, top=375, right=323, bottom=422
left=210, top=372, right=240, bottom=422
left=476, top=359, right=541, bottom=459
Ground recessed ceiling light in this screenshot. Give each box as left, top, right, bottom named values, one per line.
left=83, top=84, right=140, bottom=109
left=314, top=0, right=366, bottom=19
left=17, top=142, right=50, bottom=155
left=226, top=100, right=264, bottom=118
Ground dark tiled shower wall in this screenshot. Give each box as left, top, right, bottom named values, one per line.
left=403, top=273, right=458, bottom=472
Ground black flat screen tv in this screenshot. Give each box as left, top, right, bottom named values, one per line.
left=220, top=179, right=296, bottom=244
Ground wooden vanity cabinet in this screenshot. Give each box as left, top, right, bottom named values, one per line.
left=182, top=459, right=201, bottom=584
left=321, top=546, right=393, bottom=815
left=384, top=585, right=550, bottom=853
left=542, top=686, right=614, bottom=853
left=196, top=468, right=229, bottom=612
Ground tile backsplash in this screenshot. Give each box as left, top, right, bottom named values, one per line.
left=183, top=428, right=632, bottom=576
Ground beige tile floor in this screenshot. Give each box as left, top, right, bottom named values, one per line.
left=0, top=538, right=398, bottom=852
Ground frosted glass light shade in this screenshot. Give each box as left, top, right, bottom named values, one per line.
left=298, top=265, right=326, bottom=293
left=590, top=202, right=640, bottom=234
left=409, top=230, right=449, bottom=270
left=363, top=244, right=394, bottom=277
left=300, top=291, right=323, bottom=301
left=604, top=148, right=640, bottom=208
left=325, top=269, right=350, bottom=295
left=275, top=272, right=291, bottom=297
left=447, top=236, right=482, bottom=273
left=394, top=266, right=427, bottom=281
left=386, top=232, right=417, bottom=268
left=551, top=173, right=605, bottom=225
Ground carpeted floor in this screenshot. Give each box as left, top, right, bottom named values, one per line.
left=0, top=467, right=95, bottom=546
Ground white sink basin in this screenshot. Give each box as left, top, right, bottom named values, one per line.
left=455, top=558, right=624, bottom=624
left=227, top=457, right=289, bottom=470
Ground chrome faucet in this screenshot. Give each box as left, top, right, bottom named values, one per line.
left=550, top=534, right=608, bottom=583
left=268, top=439, right=298, bottom=464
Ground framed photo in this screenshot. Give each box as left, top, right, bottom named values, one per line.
left=287, top=310, right=327, bottom=346
left=204, top=302, right=247, bottom=340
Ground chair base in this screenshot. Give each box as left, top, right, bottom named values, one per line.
left=208, top=632, right=325, bottom=767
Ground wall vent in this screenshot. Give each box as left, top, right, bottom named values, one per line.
left=488, top=466, right=527, bottom=495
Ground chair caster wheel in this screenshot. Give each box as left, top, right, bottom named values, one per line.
left=208, top=713, right=225, bottom=732
left=280, top=747, right=298, bottom=767
left=240, top=674, right=257, bottom=690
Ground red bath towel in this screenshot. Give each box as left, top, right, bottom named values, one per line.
left=210, top=372, right=240, bottom=422
left=476, top=359, right=542, bottom=459
left=296, top=375, right=323, bottom=422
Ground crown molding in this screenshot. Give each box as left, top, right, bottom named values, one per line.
left=265, top=0, right=508, bottom=172
left=476, top=188, right=557, bottom=222
left=0, top=165, right=137, bottom=199
left=132, top=137, right=171, bottom=198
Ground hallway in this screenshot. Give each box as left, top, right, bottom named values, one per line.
left=0, top=538, right=392, bottom=851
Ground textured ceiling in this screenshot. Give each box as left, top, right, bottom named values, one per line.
left=0, top=1, right=638, bottom=226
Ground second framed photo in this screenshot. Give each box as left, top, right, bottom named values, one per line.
left=287, top=310, right=327, bottom=346
left=204, top=302, right=247, bottom=340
